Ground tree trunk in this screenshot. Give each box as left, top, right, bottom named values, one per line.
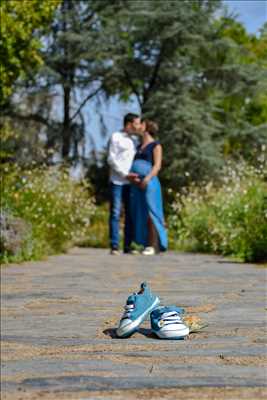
left=62, top=85, right=71, bottom=159
left=61, top=0, right=72, bottom=160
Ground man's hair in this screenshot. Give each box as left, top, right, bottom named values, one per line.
left=123, top=113, right=139, bottom=127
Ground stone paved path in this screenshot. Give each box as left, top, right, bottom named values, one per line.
left=1, top=248, right=267, bottom=399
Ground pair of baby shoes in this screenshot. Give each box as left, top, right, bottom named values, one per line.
left=116, top=282, right=189, bottom=339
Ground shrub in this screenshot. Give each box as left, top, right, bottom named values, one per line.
left=78, top=203, right=109, bottom=248
left=168, top=155, right=267, bottom=262
left=1, top=163, right=95, bottom=262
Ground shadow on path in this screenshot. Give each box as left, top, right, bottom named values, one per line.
left=103, top=327, right=158, bottom=339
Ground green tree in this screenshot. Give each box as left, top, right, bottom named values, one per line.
left=98, top=1, right=223, bottom=188
left=244, top=23, right=267, bottom=139
left=214, top=18, right=267, bottom=159
left=3, top=0, right=113, bottom=162
left=99, top=0, right=266, bottom=190
left=3, top=0, right=266, bottom=188
left=0, top=0, right=60, bottom=108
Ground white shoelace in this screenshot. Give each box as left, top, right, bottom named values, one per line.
left=159, top=311, right=184, bottom=327
left=121, top=303, right=135, bottom=320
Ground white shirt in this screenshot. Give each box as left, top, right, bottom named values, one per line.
left=107, top=131, right=137, bottom=185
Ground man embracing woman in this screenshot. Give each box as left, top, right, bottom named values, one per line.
left=107, top=113, right=168, bottom=255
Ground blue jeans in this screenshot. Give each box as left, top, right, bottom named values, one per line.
left=109, top=183, right=133, bottom=251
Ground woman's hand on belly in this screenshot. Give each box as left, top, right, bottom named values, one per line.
left=139, top=175, right=150, bottom=189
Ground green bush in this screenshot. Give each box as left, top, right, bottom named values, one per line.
left=168, top=156, right=267, bottom=262
left=78, top=203, right=109, bottom=248
left=1, top=164, right=95, bottom=262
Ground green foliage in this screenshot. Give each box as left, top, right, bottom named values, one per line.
left=78, top=203, right=109, bottom=248
left=0, top=120, right=18, bottom=160
left=0, top=117, right=51, bottom=164
left=168, top=153, right=267, bottom=262
left=1, top=0, right=267, bottom=262
left=1, top=163, right=95, bottom=262
left=215, top=19, right=267, bottom=159
left=85, top=151, right=110, bottom=203
left=3, top=0, right=266, bottom=182
left=0, top=0, right=60, bottom=107
left=99, top=1, right=266, bottom=189
left=2, top=0, right=114, bottom=160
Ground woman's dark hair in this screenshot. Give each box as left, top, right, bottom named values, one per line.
left=142, top=119, right=159, bottom=137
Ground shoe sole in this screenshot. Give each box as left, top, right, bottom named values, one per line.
left=116, top=297, right=160, bottom=338
left=154, top=326, right=189, bottom=339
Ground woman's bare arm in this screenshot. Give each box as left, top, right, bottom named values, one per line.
left=140, top=144, right=162, bottom=188
left=149, top=144, right=162, bottom=178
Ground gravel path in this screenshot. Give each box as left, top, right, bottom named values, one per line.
left=1, top=248, right=267, bottom=399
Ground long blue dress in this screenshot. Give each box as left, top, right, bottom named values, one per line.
left=130, top=141, right=168, bottom=251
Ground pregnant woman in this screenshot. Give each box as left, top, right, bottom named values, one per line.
left=130, top=119, right=168, bottom=255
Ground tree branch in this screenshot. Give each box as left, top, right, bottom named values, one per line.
left=143, top=46, right=164, bottom=105
left=123, top=68, right=143, bottom=108
left=4, top=110, right=52, bottom=127
left=70, top=86, right=102, bottom=121
left=83, top=10, right=96, bottom=25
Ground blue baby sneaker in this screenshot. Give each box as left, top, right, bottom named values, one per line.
left=150, top=306, right=189, bottom=339
left=116, top=282, right=160, bottom=338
